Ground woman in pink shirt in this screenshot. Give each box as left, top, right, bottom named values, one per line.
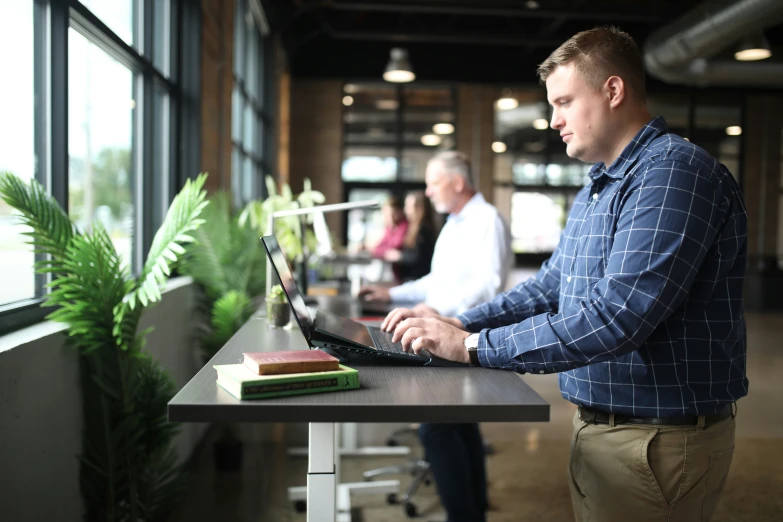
left=371, top=196, right=408, bottom=281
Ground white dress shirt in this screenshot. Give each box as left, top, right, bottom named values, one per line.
left=389, top=192, right=511, bottom=316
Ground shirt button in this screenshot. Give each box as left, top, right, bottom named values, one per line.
left=592, top=193, right=599, bottom=200
left=567, top=276, right=572, bottom=283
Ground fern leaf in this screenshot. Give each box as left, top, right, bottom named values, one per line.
left=0, top=172, right=75, bottom=263
left=120, top=174, right=208, bottom=326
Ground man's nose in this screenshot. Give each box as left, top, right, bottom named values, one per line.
left=550, top=112, right=563, bottom=130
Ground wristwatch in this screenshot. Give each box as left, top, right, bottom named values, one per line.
left=464, top=333, right=481, bottom=366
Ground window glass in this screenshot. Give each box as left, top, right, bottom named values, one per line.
left=342, top=147, right=397, bottom=182
left=510, top=192, right=566, bottom=253
left=0, top=1, right=35, bottom=305
left=68, top=28, right=135, bottom=270
left=81, top=0, right=136, bottom=47
left=694, top=104, right=742, bottom=183
left=346, top=189, right=392, bottom=251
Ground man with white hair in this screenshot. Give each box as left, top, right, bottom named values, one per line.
left=360, top=150, right=511, bottom=317
left=360, top=150, right=511, bottom=522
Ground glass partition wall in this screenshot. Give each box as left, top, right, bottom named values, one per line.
left=492, top=88, right=744, bottom=262
left=342, top=83, right=456, bottom=250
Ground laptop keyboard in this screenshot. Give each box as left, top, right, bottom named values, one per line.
left=368, top=327, right=419, bottom=356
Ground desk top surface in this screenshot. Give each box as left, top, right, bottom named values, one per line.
left=169, top=300, right=550, bottom=424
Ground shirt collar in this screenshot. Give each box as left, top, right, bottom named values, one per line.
left=448, top=192, right=486, bottom=222
left=589, top=116, right=669, bottom=180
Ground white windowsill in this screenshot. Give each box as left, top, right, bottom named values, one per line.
left=0, top=276, right=195, bottom=354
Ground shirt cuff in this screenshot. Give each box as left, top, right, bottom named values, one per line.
left=476, top=326, right=519, bottom=371
left=457, top=308, right=483, bottom=331
left=389, top=284, right=416, bottom=303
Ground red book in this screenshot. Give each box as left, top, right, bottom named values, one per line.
left=242, top=350, right=340, bottom=375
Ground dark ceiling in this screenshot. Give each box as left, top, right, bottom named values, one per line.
left=260, top=0, right=783, bottom=85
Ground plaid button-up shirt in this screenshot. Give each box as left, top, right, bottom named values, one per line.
left=458, top=117, right=749, bottom=417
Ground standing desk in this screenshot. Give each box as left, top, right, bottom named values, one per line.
left=168, top=298, right=550, bottom=522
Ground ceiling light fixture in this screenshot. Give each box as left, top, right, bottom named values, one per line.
left=491, top=141, right=507, bottom=153
left=344, top=84, right=360, bottom=94
left=375, top=99, right=399, bottom=110
left=421, top=134, right=442, bottom=146
left=525, top=0, right=540, bottom=9
left=734, top=32, right=772, bottom=61
left=433, top=123, right=455, bottom=135
left=383, top=48, right=415, bottom=83
left=496, top=97, right=519, bottom=111
left=342, top=95, right=354, bottom=106
left=725, top=126, right=742, bottom=136
left=532, top=118, right=549, bottom=130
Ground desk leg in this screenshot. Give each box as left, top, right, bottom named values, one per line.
left=307, top=423, right=336, bottom=522
left=288, top=423, right=411, bottom=458
left=289, top=422, right=400, bottom=522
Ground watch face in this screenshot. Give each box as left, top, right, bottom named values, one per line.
left=465, top=333, right=480, bottom=350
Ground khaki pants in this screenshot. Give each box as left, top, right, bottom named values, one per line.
left=568, top=410, right=735, bottom=522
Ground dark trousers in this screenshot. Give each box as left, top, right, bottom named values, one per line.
left=418, top=422, right=487, bottom=522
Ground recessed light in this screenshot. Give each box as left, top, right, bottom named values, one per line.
left=421, top=134, right=442, bottom=146
left=433, top=123, right=455, bottom=135
left=496, top=97, right=519, bottom=111
left=342, top=95, right=354, bottom=106
left=491, top=141, right=507, bottom=153
left=725, top=126, right=742, bottom=136
left=376, top=99, right=399, bottom=110
left=532, top=118, right=549, bottom=130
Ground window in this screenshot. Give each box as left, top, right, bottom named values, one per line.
left=0, top=0, right=199, bottom=333
left=492, top=88, right=746, bottom=258
left=232, top=0, right=273, bottom=206
left=0, top=1, right=36, bottom=306
left=68, top=29, right=135, bottom=269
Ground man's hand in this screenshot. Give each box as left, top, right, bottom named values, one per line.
left=382, top=303, right=465, bottom=332
left=358, top=284, right=391, bottom=302
left=381, top=303, right=439, bottom=331
left=383, top=249, right=402, bottom=262
left=391, top=317, right=471, bottom=364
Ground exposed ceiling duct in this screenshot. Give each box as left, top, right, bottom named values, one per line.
left=643, top=0, right=783, bottom=86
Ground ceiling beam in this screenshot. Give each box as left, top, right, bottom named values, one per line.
left=330, top=1, right=662, bottom=22
left=321, top=24, right=563, bottom=46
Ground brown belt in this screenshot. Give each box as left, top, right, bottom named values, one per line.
left=578, top=404, right=733, bottom=426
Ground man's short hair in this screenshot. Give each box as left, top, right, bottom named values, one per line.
left=537, top=26, right=646, bottom=100
left=428, top=151, right=474, bottom=187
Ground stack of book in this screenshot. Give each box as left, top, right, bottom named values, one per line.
left=214, top=350, right=359, bottom=400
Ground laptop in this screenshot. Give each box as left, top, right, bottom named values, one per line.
left=262, top=235, right=465, bottom=367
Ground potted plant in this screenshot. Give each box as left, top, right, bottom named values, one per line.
left=0, top=172, right=209, bottom=521
left=266, top=284, right=290, bottom=327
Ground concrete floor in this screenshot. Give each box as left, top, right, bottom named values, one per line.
left=168, top=301, right=783, bottom=522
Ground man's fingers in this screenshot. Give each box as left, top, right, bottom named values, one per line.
left=400, top=327, right=425, bottom=351
left=381, top=309, right=397, bottom=331
left=410, top=335, right=434, bottom=355
left=383, top=309, right=404, bottom=331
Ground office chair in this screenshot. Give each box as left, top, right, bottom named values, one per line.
left=363, top=456, right=432, bottom=518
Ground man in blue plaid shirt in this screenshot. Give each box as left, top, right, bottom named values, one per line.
left=385, top=26, right=748, bottom=522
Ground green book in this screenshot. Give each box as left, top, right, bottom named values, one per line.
left=215, top=363, right=359, bottom=400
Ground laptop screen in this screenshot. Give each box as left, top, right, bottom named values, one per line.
left=261, top=235, right=313, bottom=337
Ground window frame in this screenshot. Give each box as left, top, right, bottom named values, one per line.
left=231, top=0, right=274, bottom=206
left=0, top=0, right=200, bottom=335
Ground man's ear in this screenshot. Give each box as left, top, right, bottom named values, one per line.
left=605, top=76, right=625, bottom=109
left=453, top=176, right=465, bottom=193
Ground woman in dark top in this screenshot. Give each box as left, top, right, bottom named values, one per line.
left=382, top=191, right=438, bottom=282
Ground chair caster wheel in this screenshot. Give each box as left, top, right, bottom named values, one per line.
left=386, top=438, right=399, bottom=446
left=387, top=493, right=398, bottom=505
left=293, top=500, right=306, bottom=513
left=404, top=502, right=417, bottom=517
left=424, top=478, right=432, bottom=486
